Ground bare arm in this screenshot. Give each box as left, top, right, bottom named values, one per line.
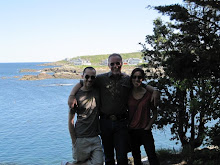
left=146, top=85, right=160, bottom=107
left=68, top=110, right=76, bottom=144
left=144, top=106, right=158, bottom=130
left=68, top=83, right=82, bottom=108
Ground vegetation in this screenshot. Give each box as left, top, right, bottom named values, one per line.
left=156, top=148, right=219, bottom=165
left=140, top=0, right=220, bottom=162
left=53, top=52, right=143, bottom=73
left=65, top=52, right=142, bottom=66
left=206, top=122, right=220, bottom=147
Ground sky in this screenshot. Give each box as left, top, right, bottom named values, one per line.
left=0, top=0, right=183, bottom=63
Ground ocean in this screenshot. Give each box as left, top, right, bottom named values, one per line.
left=0, top=63, right=181, bottom=165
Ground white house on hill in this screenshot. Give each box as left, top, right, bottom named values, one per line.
left=124, top=58, right=143, bottom=65
left=71, top=58, right=91, bottom=65
left=100, top=59, right=108, bottom=66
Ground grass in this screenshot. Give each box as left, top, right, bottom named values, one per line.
left=155, top=147, right=220, bottom=165
left=59, top=52, right=143, bottom=65
left=156, top=148, right=185, bottom=165
left=51, top=52, right=144, bottom=75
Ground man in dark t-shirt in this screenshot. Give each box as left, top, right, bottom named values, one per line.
left=63, top=67, right=103, bottom=165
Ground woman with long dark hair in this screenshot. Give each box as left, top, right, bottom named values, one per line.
left=128, top=68, right=160, bottom=165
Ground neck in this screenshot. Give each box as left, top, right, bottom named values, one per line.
left=112, top=72, right=121, bottom=75
left=133, top=86, right=143, bottom=92
left=81, top=86, right=92, bottom=91
left=111, top=73, right=121, bottom=79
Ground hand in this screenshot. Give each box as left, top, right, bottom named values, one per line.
left=151, top=90, right=160, bottom=107
left=68, top=95, right=78, bottom=108
left=71, top=98, right=77, bottom=108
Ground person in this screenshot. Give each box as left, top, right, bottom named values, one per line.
left=68, top=53, right=160, bottom=165
left=128, top=68, right=160, bottom=165
left=62, top=67, right=104, bottom=165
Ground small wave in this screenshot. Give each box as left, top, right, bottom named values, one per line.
left=40, top=83, right=73, bottom=87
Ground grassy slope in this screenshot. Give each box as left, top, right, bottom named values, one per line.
left=62, top=52, right=142, bottom=65
left=54, top=52, right=143, bottom=72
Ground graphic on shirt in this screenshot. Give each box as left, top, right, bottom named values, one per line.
left=105, top=80, right=121, bottom=100
left=77, top=94, right=96, bottom=118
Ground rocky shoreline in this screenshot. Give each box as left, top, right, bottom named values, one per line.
left=19, top=65, right=113, bottom=80
left=19, top=66, right=82, bottom=80
left=1, top=62, right=162, bottom=80
left=14, top=62, right=132, bottom=80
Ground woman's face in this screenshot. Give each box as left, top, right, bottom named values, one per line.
left=131, top=71, right=143, bottom=88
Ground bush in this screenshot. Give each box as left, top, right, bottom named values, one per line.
left=206, top=122, right=220, bottom=147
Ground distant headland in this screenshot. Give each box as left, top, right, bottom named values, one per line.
left=1, top=52, right=163, bottom=80
left=19, top=52, right=147, bottom=80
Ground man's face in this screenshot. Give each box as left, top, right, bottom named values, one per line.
left=108, top=56, right=122, bottom=75
left=82, top=69, right=96, bottom=89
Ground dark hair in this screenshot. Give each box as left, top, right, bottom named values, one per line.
left=130, top=68, right=145, bottom=80
left=82, top=67, right=96, bottom=75
left=108, top=53, right=122, bottom=61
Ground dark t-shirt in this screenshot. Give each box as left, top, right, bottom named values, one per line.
left=96, top=72, right=131, bottom=115
left=73, top=88, right=100, bottom=137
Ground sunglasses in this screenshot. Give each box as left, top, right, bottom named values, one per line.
left=110, top=62, right=121, bottom=67
left=132, top=76, right=143, bottom=80
left=85, top=75, right=96, bottom=80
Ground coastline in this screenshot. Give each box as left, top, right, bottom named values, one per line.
left=1, top=61, right=164, bottom=80
left=1, top=61, right=136, bottom=80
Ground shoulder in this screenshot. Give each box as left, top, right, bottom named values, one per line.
left=144, top=90, right=152, bottom=99
left=75, top=89, right=83, bottom=98
left=96, top=72, right=110, bottom=84
left=121, top=72, right=130, bottom=79
left=96, top=72, right=109, bottom=78
left=120, top=73, right=131, bottom=87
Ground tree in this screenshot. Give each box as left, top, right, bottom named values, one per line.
left=141, top=0, right=220, bottom=154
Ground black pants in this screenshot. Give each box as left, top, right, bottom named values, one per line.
left=100, top=118, right=129, bottom=165
left=129, top=129, right=160, bottom=165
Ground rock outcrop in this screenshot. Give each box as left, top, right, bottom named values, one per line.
left=19, top=64, right=82, bottom=80
left=20, top=73, right=54, bottom=80
left=20, top=71, right=81, bottom=80
left=19, top=69, right=38, bottom=72
left=42, top=67, right=77, bottom=73
left=53, top=72, right=81, bottom=79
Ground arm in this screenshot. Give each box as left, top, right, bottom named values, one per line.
left=68, top=83, right=82, bottom=108
left=146, top=85, right=160, bottom=107
left=144, top=106, right=158, bottom=130
left=68, top=109, right=76, bottom=144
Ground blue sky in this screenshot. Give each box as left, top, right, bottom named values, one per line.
left=0, top=0, right=182, bottom=62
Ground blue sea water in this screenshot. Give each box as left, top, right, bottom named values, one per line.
left=0, top=63, right=181, bottom=165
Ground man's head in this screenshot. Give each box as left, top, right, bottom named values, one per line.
left=108, top=53, right=123, bottom=75
left=82, top=67, right=96, bottom=90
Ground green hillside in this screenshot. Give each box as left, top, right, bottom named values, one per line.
left=67, top=52, right=143, bottom=65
